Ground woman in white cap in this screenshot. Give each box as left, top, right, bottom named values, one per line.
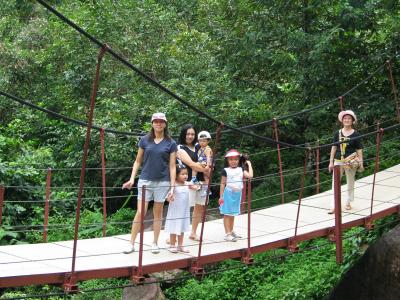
left=122, top=112, right=177, bottom=254
left=328, top=110, right=364, bottom=213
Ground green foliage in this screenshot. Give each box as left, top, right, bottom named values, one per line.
left=165, top=216, right=399, bottom=300
left=0, top=0, right=400, bottom=298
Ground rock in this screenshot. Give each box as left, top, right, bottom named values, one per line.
left=327, top=224, right=400, bottom=300
left=151, top=269, right=185, bottom=283
left=122, top=279, right=165, bottom=300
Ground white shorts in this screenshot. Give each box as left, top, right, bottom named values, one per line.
left=137, top=179, right=170, bottom=202
left=189, top=189, right=207, bottom=207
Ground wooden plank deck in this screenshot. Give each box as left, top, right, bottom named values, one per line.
left=1, top=164, right=399, bottom=287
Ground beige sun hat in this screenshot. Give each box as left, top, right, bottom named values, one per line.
left=338, top=110, right=357, bottom=123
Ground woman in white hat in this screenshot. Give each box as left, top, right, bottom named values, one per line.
left=122, top=112, right=177, bottom=254
left=328, top=110, right=364, bottom=213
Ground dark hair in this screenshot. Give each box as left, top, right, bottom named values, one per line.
left=176, top=165, right=188, bottom=175
left=178, top=124, right=198, bottom=146
left=148, top=121, right=171, bottom=142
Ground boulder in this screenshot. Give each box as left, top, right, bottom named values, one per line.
left=327, top=224, right=400, bottom=299
left=122, top=279, right=165, bottom=300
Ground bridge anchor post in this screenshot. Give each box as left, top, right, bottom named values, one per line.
left=190, top=259, right=205, bottom=279
left=241, top=249, right=254, bottom=265
left=63, top=273, right=78, bottom=293
left=131, top=274, right=145, bottom=285
left=365, top=217, right=375, bottom=230
left=288, top=238, right=299, bottom=253
left=328, top=228, right=336, bottom=242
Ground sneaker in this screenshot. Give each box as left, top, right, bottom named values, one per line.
left=224, top=233, right=237, bottom=242
left=123, top=244, right=135, bottom=254
left=231, top=231, right=242, bottom=239
left=151, top=243, right=160, bottom=254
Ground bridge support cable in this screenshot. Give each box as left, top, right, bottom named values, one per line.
left=0, top=185, right=4, bottom=225
left=43, top=168, right=52, bottom=243
left=34, top=0, right=309, bottom=149
left=191, top=123, right=224, bottom=277
left=100, top=128, right=108, bottom=237
left=0, top=90, right=146, bottom=137
left=64, top=44, right=109, bottom=292
left=315, top=140, right=320, bottom=194
left=385, top=60, right=400, bottom=121
left=272, top=118, right=285, bottom=204
left=333, top=166, right=343, bottom=264
left=290, top=149, right=310, bottom=252
left=240, top=176, right=247, bottom=214
left=132, top=185, right=146, bottom=284
left=241, top=179, right=253, bottom=265
left=368, top=125, right=384, bottom=229
left=338, top=96, right=344, bottom=112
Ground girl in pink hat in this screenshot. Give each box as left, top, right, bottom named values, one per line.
left=219, top=149, right=253, bottom=241
left=328, top=110, right=364, bottom=213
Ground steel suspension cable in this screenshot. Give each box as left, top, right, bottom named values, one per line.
left=0, top=90, right=146, bottom=137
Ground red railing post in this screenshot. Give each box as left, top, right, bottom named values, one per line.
left=43, top=168, right=52, bottom=243
left=132, top=185, right=146, bottom=284
left=333, top=165, right=343, bottom=264
left=100, top=128, right=107, bottom=237
left=290, top=150, right=309, bottom=252
left=0, top=185, right=4, bottom=225
left=368, top=126, right=384, bottom=228
left=385, top=60, right=400, bottom=121
left=315, top=140, right=320, bottom=194
left=240, top=178, right=247, bottom=214
left=241, top=179, right=253, bottom=264
left=63, top=44, right=109, bottom=293
left=338, top=96, right=344, bottom=112
left=191, top=123, right=224, bottom=277
left=272, top=118, right=285, bottom=204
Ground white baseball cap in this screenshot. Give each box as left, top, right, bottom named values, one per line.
left=151, top=112, right=167, bottom=123
left=198, top=130, right=211, bottom=140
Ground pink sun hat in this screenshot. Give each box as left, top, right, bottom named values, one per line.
left=225, top=149, right=240, bottom=158
left=338, top=110, right=357, bottom=123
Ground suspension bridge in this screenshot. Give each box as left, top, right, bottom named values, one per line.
left=0, top=163, right=400, bottom=290
left=1, top=0, right=400, bottom=296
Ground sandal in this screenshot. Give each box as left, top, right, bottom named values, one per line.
left=168, top=246, right=178, bottom=253
left=345, top=204, right=352, bottom=210
left=177, top=246, right=190, bottom=253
